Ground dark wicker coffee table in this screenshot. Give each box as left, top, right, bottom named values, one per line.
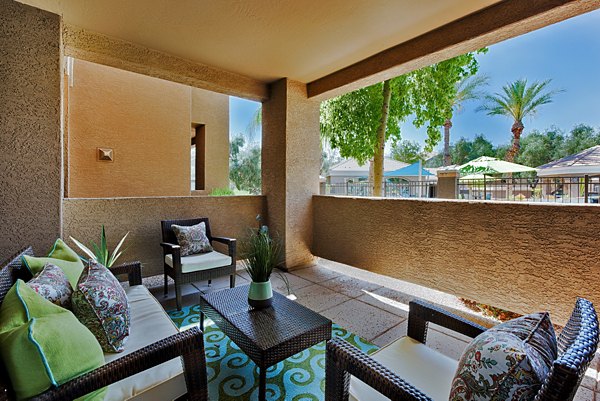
left=199, top=285, right=332, bottom=401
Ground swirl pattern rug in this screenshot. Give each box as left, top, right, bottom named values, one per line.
left=168, top=304, right=379, bottom=401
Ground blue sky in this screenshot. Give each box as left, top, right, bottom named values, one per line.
left=230, top=8, right=600, bottom=148
left=402, top=8, right=600, bottom=148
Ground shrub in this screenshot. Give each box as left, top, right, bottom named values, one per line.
left=209, top=187, right=235, bottom=196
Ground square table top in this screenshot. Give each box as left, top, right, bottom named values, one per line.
left=199, top=284, right=332, bottom=352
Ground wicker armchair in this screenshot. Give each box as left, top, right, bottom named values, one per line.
left=160, top=217, right=236, bottom=310
left=326, top=299, right=599, bottom=401
left=0, top=247, right=208, bottom=401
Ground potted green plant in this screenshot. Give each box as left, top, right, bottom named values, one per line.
left=241, top=226, right=281, bottom=309
left=70, top=225, right=129, bottom=268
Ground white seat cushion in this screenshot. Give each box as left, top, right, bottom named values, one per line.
left=165, top=251, right=232, bottom=273
left=104, top=285, right=185, bottom=401
left=349, top=337, right=458, bottom=401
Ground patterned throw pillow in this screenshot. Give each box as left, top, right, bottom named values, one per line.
left=26, top=263, right=73, bottom=309
left=72, top=260, right=130, bottom=353
left=172, top=222, right=213, bottom=256
left=449, top=312, right=557, bottom=401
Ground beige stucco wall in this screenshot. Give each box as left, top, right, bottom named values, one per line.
left=66, top=59, right=230, bottom=198
left=191, top=88, right=230, bottom=195
left=0, top=0, right=62, bottom=258
left=313, top=196, right=600, bottom=325
left=62, top=196, right=266, bottom=277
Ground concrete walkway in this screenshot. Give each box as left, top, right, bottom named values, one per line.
left=150, top=258, right=598, bottom=401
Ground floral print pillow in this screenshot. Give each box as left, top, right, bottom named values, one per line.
left=172, top=222, right=213, bottom=256
left=72, top=260, right=130, bottom=353
left=26, top=263, right=73, bottom=309
left=449, top=312, right=557, bottom=401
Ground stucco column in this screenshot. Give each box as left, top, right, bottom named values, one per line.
left=262, top=79, right=320, bottom=269
left=0, top=0, right=62, bottom=257
left=436, top=169, right=459, bottom=199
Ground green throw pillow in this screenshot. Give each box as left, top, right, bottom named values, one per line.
left=0, top=280, right=106, bottom=400
left=22, top=239, right=84, bottom=288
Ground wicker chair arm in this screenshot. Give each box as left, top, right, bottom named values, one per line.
left=407, top=299, right=486, bottom=344
left=160, top=242, right=181, bottom=261
left=211, top=236, right=236, bottom=258
left=325, top=337, right=432, bottom=401
left=109, top=261, right=142, bottom=286
left=30, top=327, right=207, bottom=401
left=160, top=242, right=180, bottom=253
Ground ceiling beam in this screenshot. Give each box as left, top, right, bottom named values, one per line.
left=307, top=0, right=600, bottom=100
left=63, top=24, right=269, bottom=102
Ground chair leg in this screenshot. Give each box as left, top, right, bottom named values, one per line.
left=164, top=271, right=168, bottom=296
left=230, top=273, right=236, bottom=288
left=175, top=281, right=182, bottom=311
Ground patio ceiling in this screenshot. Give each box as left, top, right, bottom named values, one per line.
left=17, top=0, right=498, bottom=83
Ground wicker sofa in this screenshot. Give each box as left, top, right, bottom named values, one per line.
left=0, top=247, right=208, bottom=401
left=326, top=299, right=599, bottom=401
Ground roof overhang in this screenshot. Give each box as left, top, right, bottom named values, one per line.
left=537, top=166, right=600, bottom=177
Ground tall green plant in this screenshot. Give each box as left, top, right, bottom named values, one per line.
left=70, top=226, right=129, bottom=267
left=241, top=228, right=281, bottom=283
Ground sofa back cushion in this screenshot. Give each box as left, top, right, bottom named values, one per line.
left=26, top=263, right=73, bottom=309
left=22, top=239, right=84, bottom=288
left=0, top=280, right=105, bottom=400
left=73, top=260, right=130, bottom=353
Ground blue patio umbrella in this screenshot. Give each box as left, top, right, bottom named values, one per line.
left=384, top=161, right=433, bottom=177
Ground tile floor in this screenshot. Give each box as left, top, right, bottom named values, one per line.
left=148, top=259, right=599, bottom=401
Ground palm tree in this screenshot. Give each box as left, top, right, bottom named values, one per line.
left=443, top=75, right=489, bottom=166
left=478, top=79, right=562, bottom=162
left=245, top=106, right=262, bottom=142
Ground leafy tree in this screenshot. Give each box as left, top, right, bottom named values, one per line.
left=321, top=77, right=411, bottom=196
left=410, top=52, right=487, bottom=165
left=494, top=144, right=510, bottom=161
left=321, top=146, right=342, bottom=176
left=321, top=52, right=484, bottom=196
left=478, top=79, right=562, bottom=161
left=426, top=134, right=495, bottom=166
left=470, top=134, right=495, bottom=160
left=451, top=137, right=473, bottom=165
left=229, top=134, right=261, bottom=194
left=562, top=124, right=600, bottom=157
left=514, top=128, right=564, bottom=167
left=424, top=153, right=443, bottom=168
left=390, top=140, right=424, bottom=164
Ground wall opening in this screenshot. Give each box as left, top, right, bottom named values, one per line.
left=191, top=124, right=206, bottom=191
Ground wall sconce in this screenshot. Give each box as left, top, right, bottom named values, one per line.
left=97, top=148, right=114, bottom=162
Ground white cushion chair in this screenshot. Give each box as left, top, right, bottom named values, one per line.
left=160, top=217, right=237, bottom=310
left=348, top=336, right=457, bottom=401
left=326, top=299, right=599, bottom=401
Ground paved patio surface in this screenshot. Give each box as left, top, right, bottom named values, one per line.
left=149, top=259, right=599, bottom=401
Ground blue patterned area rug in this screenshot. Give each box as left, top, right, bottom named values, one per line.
left=168, top=304, right=379, bottom=401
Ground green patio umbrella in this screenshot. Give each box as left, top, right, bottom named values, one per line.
left=459, top=156, right=536, bottom=176
left=459, top=156, right=536, bottom=200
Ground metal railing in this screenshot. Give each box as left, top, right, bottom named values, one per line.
left=320, top=181, right=437, bottom=198
left=458, top=176, right=600, bottom=204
